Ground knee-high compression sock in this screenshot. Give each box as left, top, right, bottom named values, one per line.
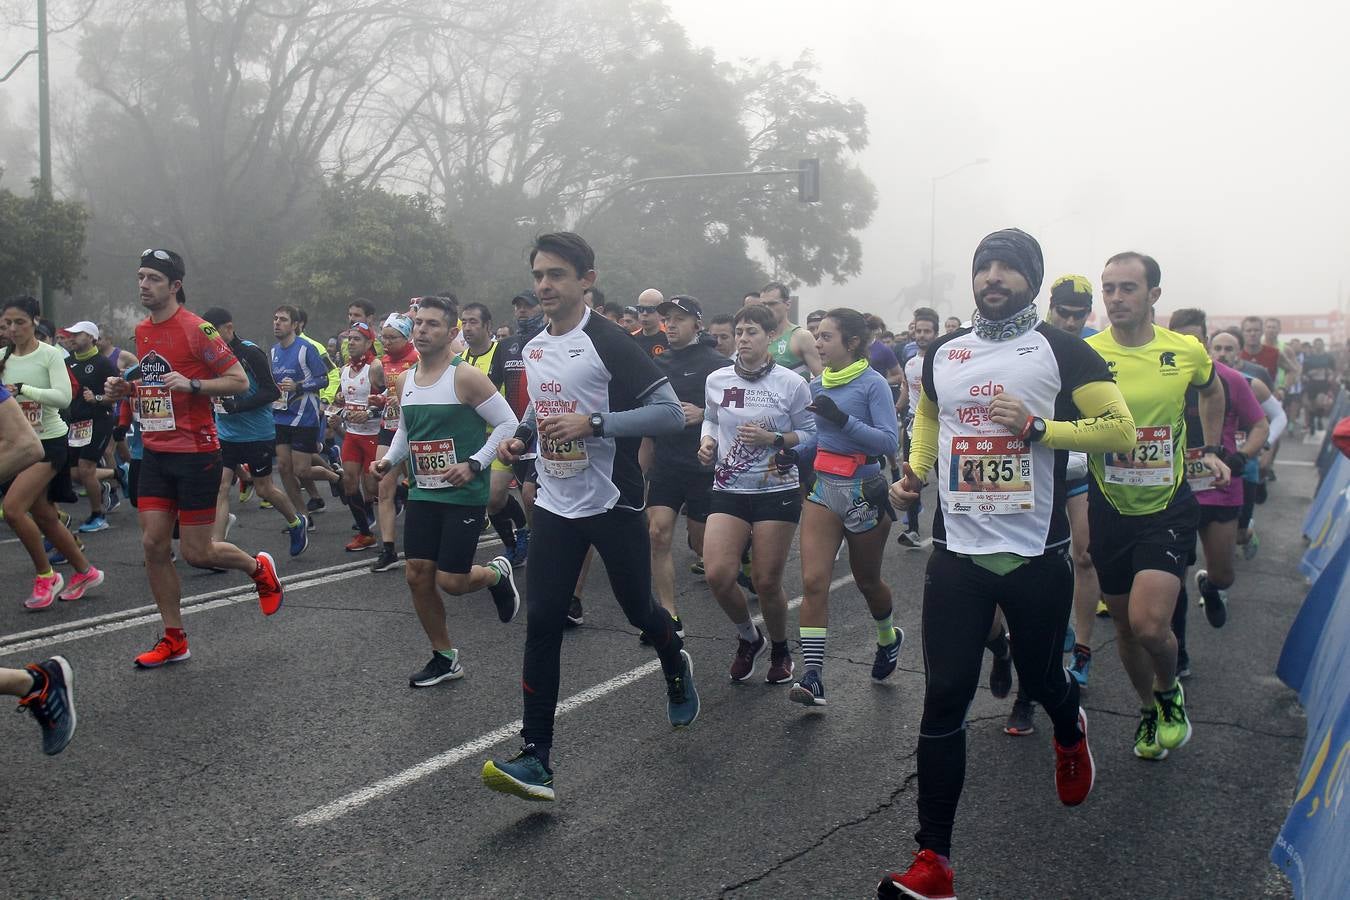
left=489, top=510, right=517, bottom=549
left=799, top=626, right=827, bottom=673
left=350, top=495, right=372, bottom=534
left=503, top=495, right=526, bottom=528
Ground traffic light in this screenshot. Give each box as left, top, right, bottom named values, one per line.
left=797, top=158, right=820, bottom=203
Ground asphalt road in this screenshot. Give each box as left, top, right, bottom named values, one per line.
left=1, top=444, right=1315, bottom=898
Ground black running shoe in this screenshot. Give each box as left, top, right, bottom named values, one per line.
left=989, top=647, right=1013, bottom=700
left=409, top=651, right=463, bottom=688
left=486, top=556, right=519, bottom=623
left=307, top=497, right=327, bottom=515
left=565, top=595, right=584, bottom=628
left=19, top=656, right=76, bottom=755
left=370, top=546, right=402, bottom=573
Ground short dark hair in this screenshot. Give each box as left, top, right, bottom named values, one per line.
left=349, top=298, right=376, bottom=316
left=275, top=304, right=300, bottom=324
left=1104, top=251, right=1161, bottom=290
left=759, top=281, right=790, bottom=302
left=742, top=291, right=760, bottom=302
left=1168, top=308, right=1207, bottom=338
left=2, top=295, right=41, bottom=321
left=584, top=286, right=606, bottom=306
left=294, top=308, right=309, bottom=327
left=530, top=232, right=595, bottom=277
left=912, top=307, right=940, bottom=328
left=1241, top=315, right=1263, bottom=328
left=461, top=302, right=491, bottom=324
left=202, top=307, right=232, bottom=328
left=733, top=304, right=777, bottom=333
left=824, top=308, right=872, bottom=361
left=710, top=313, right=734, bottom=328
left=862, top=313, right=886, bottom=333
left=417, top=294, right=460, bottom=324
left=806, top=308, right=828, bottom=323
left=602, top=302, right=624, bottom=318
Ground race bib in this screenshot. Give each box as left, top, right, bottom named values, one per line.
left=410, top=439, right=457, bottom=489
left=136, top=386, right=176, bottom=433
left=946, top=435, right=1034, bottom=514
left=19, top=399, right=42, bottom=432
left=383, top=398, right=400, bottom=428
left=1105, top=426, right=1174, bottom=486
left=1184, top=448, right=1215, bottom=493
left=272, top=389, right=291, bottom=411
left=69, top=419, right=94, bottom=448
left=539, top=436, right=590, bottom=479
left=212, top=395, right=227, bottom=415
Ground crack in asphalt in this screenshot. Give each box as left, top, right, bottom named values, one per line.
left=1080, top=705, right=1303, bottom=739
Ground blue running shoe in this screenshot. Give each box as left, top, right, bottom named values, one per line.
left=77, top=514, right=110, bottom=534
left=1070, top=644, right=1092, bottom=687
left=790, top=669, right=827, bottom=706
left=871, top=629, right=904, bottom=681
left=288, top=516, right=310, bottom=558
left=116, top=462, right=130, bottom=497
left=667, top=649, right=700, bottom=727
left=483, top=745, right=555, bottom=801
left=19, top=656, right=76, bottom=755
left=510, top=527, right=530, bottom=568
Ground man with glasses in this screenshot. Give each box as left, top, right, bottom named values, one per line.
left=632, top=289, right=670, bottom=359
left=1047, top=275, right=1097, bottom=338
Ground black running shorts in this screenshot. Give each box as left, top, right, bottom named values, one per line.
left=1088, top=486, right=1199, bottom=595
left=709, top=488, right=802, bottom=524
left=647, top=469, right=714, bottom=523
left=403, top=499, right=486, bottom=574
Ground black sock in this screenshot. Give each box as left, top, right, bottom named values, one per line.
left=985, top=631, right=1010, bottom=660
left=527, top=743, right=551, bottom=771
left=350, top=496, right=371, bottom=533
left=383, top=541, right=394, bottom=554
left=771, top=640, right=789, bottom=656
left=503, top=495, right=527, bottom=528
left=489, top=510, right=517, bottom=549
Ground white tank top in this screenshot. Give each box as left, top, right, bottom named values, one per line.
left=340, top=363, right=382, bottom=435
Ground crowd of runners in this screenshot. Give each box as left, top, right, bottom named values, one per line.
left=0, top=230, right=1337, bottom=898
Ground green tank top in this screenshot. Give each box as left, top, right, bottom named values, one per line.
left=769, top=324, right=808, bottom=377
left=400, top=357, right=489, bottom=506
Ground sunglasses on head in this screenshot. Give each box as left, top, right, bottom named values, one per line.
left=141, top=249, right=173, bottom=261
left=1052, top=306, right=1090, bottom=320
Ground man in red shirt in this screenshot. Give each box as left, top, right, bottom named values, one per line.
left=105, top=249, right=285, bottom=668
left=1240, top=315, right=1299, bottom=387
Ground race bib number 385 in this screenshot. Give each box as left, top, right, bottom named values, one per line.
left=1105, top=425, right=1174, bottom=486
left=410, top=439, right=457, bottom=489
left=946, top=435, right=1034, bottom=514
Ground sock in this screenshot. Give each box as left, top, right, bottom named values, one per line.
left=504, top=495, right=527, bottom=528
left=874, top=609, right=897, bottom=646
left=488, top=510, right=517, bottom=549
left=735, top=620, right=760, bottom=643
left=771, top=640, right=789, bottom=657
left=36, top=569, right=54, bottom=580
left=799, top=626, right=827, bottom=672
left=1073, top=643, right=1091, bottom=659
left=491, top=565, right=503, bottom=585
left=1156, top=681, right=1180, bottom=698
left=166, top=627, right=186, bottom=641
left=985, top=631, right=1010, bottom=660
left=287, top=516, right=302, bottom=529
left=350, top=496, right=371, bottom=534
left=435, top=648, right=457, bottom=664
left=527, top=744, right=551, bottom=771
left=1199, top=576, right=1224, bottom=604
left=383, top=541, right=394, bottom=554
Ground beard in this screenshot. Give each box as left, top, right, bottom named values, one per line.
left=974, top=285, right=1034, bottom=320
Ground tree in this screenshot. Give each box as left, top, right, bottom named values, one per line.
left=275, top=179, right=461, bottom=338
left=0, top=177, right=88, bottom=298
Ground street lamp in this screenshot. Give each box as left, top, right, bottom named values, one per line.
left=929, top=157, right=989, bottom=307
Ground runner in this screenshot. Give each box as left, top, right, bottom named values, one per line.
left=759, top=282, right=824, bottom=378
left=330, top=321, right=383, bottom=551
left=805, top=309, right=828, bottom=338
left=292, top=307, right=344, bottom=513
left=372, top=295, right=521, bottom=687
left=200, top=308, right=308, bottom=557
left=645, top=295, right=730, bottom=632
left=896, top=307, right=939, bottom=546
left=483, top=232, right=696, bottom=802
left=1085, top=252, right=1230, bottom=760
left=103, top=249, right=284, bottom=666
left=270, top=305, right=335, bottom=527
left=877, top=229, right=1133, bottom=900
left=700, top=303, right=815, bottom=684
left=791, top=307, right=900, bottom=707
left=708, top=314, right=736, bottom=359
left=59, top=321, right=121, bottom=531
left=632, top=289, right=670, bottom=359
left=339, top=298, right=383, bottom=365
left=944, top=316, right=962, bottom=335
left=370, top=312, right=418, bottom=573
left=1, top=297, right=106, bottom=609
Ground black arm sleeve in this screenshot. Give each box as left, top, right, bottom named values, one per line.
left=230, top=343, right=282, bottom=412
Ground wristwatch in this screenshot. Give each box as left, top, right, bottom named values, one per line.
left=773, top=432, right=786, bottom=449
left=190, top=378, right=202, bottom=394
left=1026, top=416, right=1047, bottom=442
left=1202, top=445, right=1225, bottom=456
left=589, top=412, right=605, bottom=437
left=467, top=459, right=483, bottom=474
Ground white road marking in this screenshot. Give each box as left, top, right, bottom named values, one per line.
left=1275, top=459, right=1315, bottom=467
left=292, top=574, right=858, bottom=827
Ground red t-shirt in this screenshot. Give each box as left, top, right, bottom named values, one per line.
left=133, top=306, right=238, bottom=453
left=1240, top=344, right=1279, bottom=382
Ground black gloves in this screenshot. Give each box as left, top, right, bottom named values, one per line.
left=809, top=395, right=849, bottom=428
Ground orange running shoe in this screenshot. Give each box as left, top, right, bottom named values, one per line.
left=345, top=533, right=377, bottom=552
left=135, top=632, right=191, bottom=668
left=252, top=551, right=284, bottom=616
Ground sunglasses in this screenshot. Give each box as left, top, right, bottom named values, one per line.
left=636, top=305, right=661, bottom=314
left=1052, top=306, right=1090, bottom=320
left=141, top=249, right=173, bottom=261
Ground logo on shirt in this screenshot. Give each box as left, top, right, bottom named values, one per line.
left=138, top=350, right=172, bottom=383
left=568, top=348, right=584, bottom=358
left=1159, top=352, right=1177, bottom=369
left=529, top=348, right=544, bottom=360
left=651, top=345, right=665, bottom=356
left=721, top=387, right=746, bottom=409
left=199, top=322, right=221, bottom=340
left=947, top=348, right=973, bottom=363
left=1016, top=346, right=1037, bottom=356
left=968, top=380, right=1003, bottom=397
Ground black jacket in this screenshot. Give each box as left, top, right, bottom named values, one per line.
left=653, top=340, right=731, bottom=471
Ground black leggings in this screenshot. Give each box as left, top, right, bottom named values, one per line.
left=916, top=546, right=1082, bottom=859
left=522, top=505, right=684, bottom=753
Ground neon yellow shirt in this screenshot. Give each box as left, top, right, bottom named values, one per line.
left=1085, top=325, right=1214, bottom=515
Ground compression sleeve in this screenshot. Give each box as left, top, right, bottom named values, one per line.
left=1261, top=395, right=1287, bottom=444
left=384, top=421, right=409, bottom=468
left=906, top=391, right=940, bottom=480
left=603, top=381, right=684, bottom=438
left=470, top=392, right=518, bottom=469
left=1041, top=380, right=1137, bottom=453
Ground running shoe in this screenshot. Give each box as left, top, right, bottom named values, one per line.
left=729, top=628, right=767, bottom=682
left=765, top=646, right=795, bottom=684
left=1054, top=708, right=1095, bottom=806
left=789, top=669, right=827, bottom=706
left=483, top=745, right=555, bottom=802
left=116, top=462, right=130, bottom=497
left=1133, top=708, right=1167, bottom=760
left=56, top=509, right=72, bottom=529
left=252, top=551, right=284, bottom=616
left=46, top=535, right=84, bottom=568
left=989, top=646, right=1013, bottom=699
left=99, top=480, right=113, bottom=512
left=1196, top=569, right=1228, bottom=628
left=638, top=615, right=685, bottom=646
left=1063, top=621, right=1076, bottom=653
left=1004, top=698, right=1036, bottom=736
left=1095, top=598, right=1110, bottom=617
left=409, top=651, right=463, bottom=688
left=18, top=656, right=76, bottom=755
left=259, top=499, right=273, bottom=510
left=565, top=595, right=584, bottom=628
left=135, top=632, right=191, bottom=668
left=877, top=850, right=956, bottom=900
left=510, top=527, right=530, bottom=568
left=24, top=572, right=65, bottom=610
left=344, top=533, right=377, bottom=552
left=307, top=497, right=327, bottom=515
left=223, top=512, right=237, bottom=542
left=1154, top=682, right=1192, bottom=750
left=487, top=556, right=519, bottom=623
left=107, top=485, right=122, bottom=513
left=58, top=567, right=104, bottom=602
left=896, top=529, right=922, bottom=549
left=872, top=631, right=904, bottom=681
left=76, top=514, right=110, bottom=533
left=1069, top=644, right=1092, bottom=687
left=288, top=516, right=310, bottom=558
left=238, top=482, right=255, bottom=504
left=666, top=649, right=699, bottom=727
left=689, top=558, right=705, bottom=576
left=736, top=567, right=757, bottom=599
left=1241, top=531, right=1260, bottom=560
left=370, top=546, right=402, bottom=572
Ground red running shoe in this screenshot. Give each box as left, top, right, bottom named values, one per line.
left=877, top=850, right=955, bottom=900
left=135, top=632, right=191, bottom=668
left=1054, top=707, right=1095, bottom=806
left=252, top=551, right=284, bottom=616
left=345, top=533, right=377, bottom=552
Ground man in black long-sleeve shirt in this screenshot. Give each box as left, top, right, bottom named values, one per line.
left=61, top=321, right=122, bottom=531
left=202, top=308, right=309, bottom=556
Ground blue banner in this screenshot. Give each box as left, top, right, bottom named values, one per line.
left=1301, top=454, right=1350, bottom=544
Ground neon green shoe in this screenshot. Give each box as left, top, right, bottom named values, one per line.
left=1133, top=708, right=1168, bottom=760
left=1154, top=681, right=1193, bottom=750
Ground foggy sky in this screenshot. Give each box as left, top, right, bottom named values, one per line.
left=667, top=0, right=1350, bottom=327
